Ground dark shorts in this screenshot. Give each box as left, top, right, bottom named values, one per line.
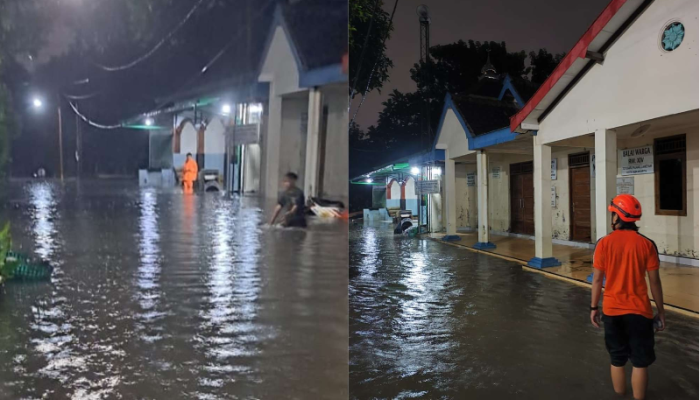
left=282, top=215, right=307, bottom=228
left=603, top=313, right=656, bottom=368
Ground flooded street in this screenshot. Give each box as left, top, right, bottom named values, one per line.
left=0, top=181, right=348, bottom=399
left=349, top=222, right=698, bottom=400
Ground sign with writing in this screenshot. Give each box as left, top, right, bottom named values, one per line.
left=228, top=124, right=260, bottom=145
left=551, top=158, right=558, bottom=180
left=620, top=146, right=653, bottom=176
left=551, top=185, right=557, bottom=207
left=591, top=154, right=596, bottom=178
left=616, top=177, right=634, bottom=195
left=415, top=180, right=440, bottom=194
left=467, top=173, right=476, bottom=187
left=492, top=166, right=501, bottom=178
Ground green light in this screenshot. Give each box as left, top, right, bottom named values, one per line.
left=124, top=124, right=168, bottom=130
left=393, top=163, right=410, bottom=170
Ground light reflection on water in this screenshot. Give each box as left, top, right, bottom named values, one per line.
left=349, top=221, right=699, bottom=400
left=0, top=181, right=348, bottom=399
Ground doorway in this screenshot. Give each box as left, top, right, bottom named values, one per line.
left=569, top=153, right=592, bottom=242
left=509, top=161, right=534, bottom=235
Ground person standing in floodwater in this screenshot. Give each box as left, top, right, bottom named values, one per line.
left=590, top=194, right=665, bottom=400
left=268, top=172, right=307, bottom=228
left=182, top=153, right=198, bottom=194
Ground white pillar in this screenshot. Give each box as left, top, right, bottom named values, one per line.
left=445, top=149, right=457, bottom=235
left=475, top=150, right=493, bottom=248
left=595, top=128, right=617, bottom=240
left=264, top=86, right=283, bottom=198
left=304, top=87, right=322, bottom=198
left=532, top=135, right=555, bottom=263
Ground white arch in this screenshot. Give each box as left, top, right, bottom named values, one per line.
left=180, top=122, right=197, bottom=155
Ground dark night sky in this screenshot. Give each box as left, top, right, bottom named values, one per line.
left=351, top=0, right=611, bottom=129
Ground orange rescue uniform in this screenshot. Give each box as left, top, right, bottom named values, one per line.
left=593, top=230, right=660, bottom=319
left=182, top=158, right=198, bottom=194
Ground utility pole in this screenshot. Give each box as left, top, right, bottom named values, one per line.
left=75, top=102, right=82, bottom=179
left=57, top=96, right=64, bottom=183
left=416, top=4, right=431, bottom=231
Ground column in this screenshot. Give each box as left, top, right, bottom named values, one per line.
left=474, top=150, right=496, bottom=249
left=528, top=135, right=560, bottom=268
left=595, top=128, right=617, bottom=240
left=443, top=149, right=458, bottom=240
left=304, top=87, right=322, bottom=198
left=263, top=85, right=283, bottom=198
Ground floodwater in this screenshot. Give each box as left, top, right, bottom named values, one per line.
left=0, top=180, right=348, bottom=399
left=349, top=222, right=699, bottom=400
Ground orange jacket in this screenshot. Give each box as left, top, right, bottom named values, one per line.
left=183, top=158, right=198, bottom=182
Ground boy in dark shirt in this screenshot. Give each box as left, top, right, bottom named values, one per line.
left=268, top=172, right=307, bottom=228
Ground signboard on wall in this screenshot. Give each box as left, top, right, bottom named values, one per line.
left=616, top=177, right=634, bottom=195
left=492, top=166, right=501, bottom=178
left=591, top=154, right=596, bottom=178
left=551, top=186, right=556, bottom=207
left=620, top=146, right=653, bottom=176
left=415, top=180, right=440, bottom=194
left=551, top=158, right=557, bottom=180
left=467, top=173, right=476, bottom=187
left=227, top=124, right=260, bottom=145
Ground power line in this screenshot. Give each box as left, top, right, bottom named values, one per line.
left=348, top=0, right=382, bottom=106
left=66, top=100, right=123, bottom=130
left=349, top=0, right=399, bottom=127
left=93, top=0, right=208, bottom=72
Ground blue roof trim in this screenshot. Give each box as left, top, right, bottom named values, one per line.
left=469, top=126, right=519, bottom=150
left=498, top=74, right=525, bottom=108
left=299, top=64, right=346, bottom=87
left=433, top=93, right=474, bottom=152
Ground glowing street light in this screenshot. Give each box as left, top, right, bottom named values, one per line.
left=221, top=103, right=232, bottom=114
left=33, top=98, right=43, bottom=108
left=145, top=118, right=154, bottom=126
left=365, top=178, right=372, bottom=183
left=411, top=167, right=420, bottom=175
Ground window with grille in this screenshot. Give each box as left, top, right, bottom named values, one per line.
left=654, top=134, right=686, bottom=216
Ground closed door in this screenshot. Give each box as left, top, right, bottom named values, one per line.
left=509, top=162, right=534, bottom=236
left=569, top=166, right=591, bottom=242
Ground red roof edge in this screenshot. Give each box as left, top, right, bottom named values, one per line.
left=509, top=0, right=628, bottom=132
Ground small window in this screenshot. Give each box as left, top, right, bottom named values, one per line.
left=654, top=134, right=686, bottom=216
left=661, top=22, right=685, bottom=52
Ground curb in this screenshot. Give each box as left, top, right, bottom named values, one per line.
left=427, top=236, right=699, bottom=319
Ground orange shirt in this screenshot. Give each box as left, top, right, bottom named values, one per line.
left=183, top=158, right=198, bottom=182
left=593, top=230, right=659, bottom=319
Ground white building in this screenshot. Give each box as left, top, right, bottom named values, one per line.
left=436, top=0, right=698, bottom=267
left=258, top=1, right=348, bottom=202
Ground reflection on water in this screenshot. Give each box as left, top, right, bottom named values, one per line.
left=0, top=181, right=348, bottom=399
left=350, top=222, right=699, bottom=400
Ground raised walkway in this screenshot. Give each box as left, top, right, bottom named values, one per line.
left=429, top=232, right=698, bottom=315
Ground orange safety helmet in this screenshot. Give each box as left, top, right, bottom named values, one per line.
left=608, top=194, right=642, bottom=222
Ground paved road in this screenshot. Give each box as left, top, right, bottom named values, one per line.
left=350, top=222, right=698, bottom=400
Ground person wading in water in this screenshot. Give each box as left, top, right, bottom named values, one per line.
left=590, top=194, right=665, bottom=400
left=182, top=153, right=198, bottom=194
left=268, top=172, right=307, bottom=228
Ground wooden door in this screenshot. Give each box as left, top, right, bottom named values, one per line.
left=510, top=161, right=534, bottom=235
left=569, top=153, right=591, bottom=242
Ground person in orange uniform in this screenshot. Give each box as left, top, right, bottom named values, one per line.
left=182, top=153, right=198, bottom=194
left=590, top=194, right=665, bottom=400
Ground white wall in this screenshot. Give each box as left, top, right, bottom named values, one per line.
left=243, top=144, right=261, bottom=193
left=387, top=180, right=401, bottom=209
left=319, top=84, right=348, bottom=201
left=258, top=26, right=301, bottom=96
left=204, top=118, right=226, bottom=173
left=279, top=96, right=309, bottom=191
left=404, top=177, right=418, bottom=216
left=540, top=0, right=699, bottom=144
left=454, top=164, right=477, bottom=228
left=174, top=121, right=198, bottom=168
left=617, top=128, right=699, bottom=258
left=436, top=108, right=472, bottom=159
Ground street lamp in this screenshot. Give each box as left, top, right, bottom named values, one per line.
left=32, top=95, right=64, bottom=182
left=411, top=167, right=420, bottom=175
left=145, top=118, right=154, bottom=126
left=221, top=103, right=232, bottom=115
